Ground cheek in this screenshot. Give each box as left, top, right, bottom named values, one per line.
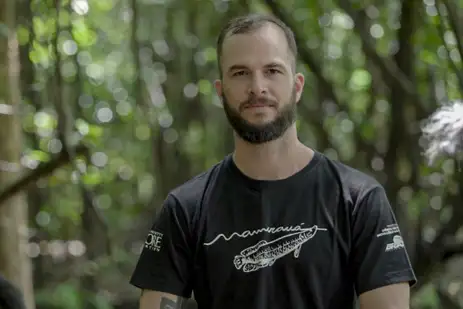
left=223, top=83, right=246, bottom=104
left=274, top=86, right=292, bottom=103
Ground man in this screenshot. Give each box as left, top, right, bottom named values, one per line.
left=0, top=275, right=25, bottom=309
left=130, top=13, right=417, bottom=309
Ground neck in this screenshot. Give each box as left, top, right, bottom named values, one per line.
left=232, top=126, right=314, bottom=181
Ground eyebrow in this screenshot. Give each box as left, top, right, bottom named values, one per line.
left=227, top=65, right=248, bottom=73
left=265, top=62, right=286, bottom=70
left=227, top=62, right=287, bottom=73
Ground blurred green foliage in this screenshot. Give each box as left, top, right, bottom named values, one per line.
left=1, top=0, right=462, bottom=308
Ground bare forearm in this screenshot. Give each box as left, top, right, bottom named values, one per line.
left=359, top=283, right=410, bottom=309
left=139, top=290, right=188, bottom=309
left=159, top=296, right=186, bottom=309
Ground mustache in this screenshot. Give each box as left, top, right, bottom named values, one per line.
left=240, top=97, right=277, bottom=109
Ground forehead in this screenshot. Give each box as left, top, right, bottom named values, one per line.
left=220, top=24, right=292, bottom=70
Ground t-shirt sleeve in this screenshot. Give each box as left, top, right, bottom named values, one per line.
left=129, top=194, right=193, bottom=298
left=350, top=185, right=417, bottom=295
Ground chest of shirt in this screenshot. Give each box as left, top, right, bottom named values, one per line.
left=199, top=187, right=353, bottom=283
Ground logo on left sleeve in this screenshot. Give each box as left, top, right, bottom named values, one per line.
left=144, top=230, right=163, bottom=252
left=385, top=235, right=404, bottom=252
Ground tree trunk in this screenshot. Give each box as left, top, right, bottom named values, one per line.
left=0, top=1, right=36, bottom=308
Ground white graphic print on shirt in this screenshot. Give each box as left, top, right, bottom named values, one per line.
left=204, top=223, right=327, bottom=273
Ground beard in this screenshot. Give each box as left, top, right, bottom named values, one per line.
left=222, top=88, right=298, bottom=144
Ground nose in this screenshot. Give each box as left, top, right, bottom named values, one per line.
left=248, top=72, right=267, bottom=96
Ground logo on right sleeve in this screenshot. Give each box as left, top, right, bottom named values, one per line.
left=144, top=230, right=163, bottom=252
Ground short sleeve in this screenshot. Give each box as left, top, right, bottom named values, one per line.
left=129, top=194, right=193, bottom=298
left=350, top=186, right=417, bottom=295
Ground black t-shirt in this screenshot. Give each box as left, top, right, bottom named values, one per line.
left=130, top=151, right=417, bottom=308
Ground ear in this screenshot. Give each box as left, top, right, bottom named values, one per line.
left=294, top=73, right=305, bottom=103
left=214, top=79, right=223, bottom=97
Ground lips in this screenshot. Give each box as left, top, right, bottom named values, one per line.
left=240, top=98, right=276, bottom=111
left=243, top=101, right=275, bottom=109
left=246, top=104, right=268, bottom=108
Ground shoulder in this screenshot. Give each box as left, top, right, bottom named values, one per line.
left=317, top=153, right=385, bottom=205
left=163, top=155, right=230, bottom=215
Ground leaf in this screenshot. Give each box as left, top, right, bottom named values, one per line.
left=28, top=150, right=51, bottom=162
left=93, top=0, right=115, bottom=12
left=34, top=111, right=56, bottom=129
left=78, top=119, right=104, bottom=144
left=16, top=25, right=30, bottom=46
left=419, top=50, right=438, bottom=65
left=32, top=17, right=47, bottom=38
left=58, top=10, right=71, bottom=27
left=29, top=41, right=51, bottom=65
left=35, top=282, right=82, bottom=309
left=203, top=47, right=217, bottom=62
left=348, top=69, right=372, bottom=91
left=198, top=79, right=212, bottom=95
left=360, top=121, right=376, bottom=142
left=349, top=92, right=370, bottom=113
left=88, top=124, right=104, bottom=139
left=82, top=170, right=103, bottom=185
left=72, top=19, right=97, bottom=47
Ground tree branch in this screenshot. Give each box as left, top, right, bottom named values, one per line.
left=442, top=242, right=463, bottom=262
left=435, top=1, right=463, bottom=91
left=334, top=1, right=425, bottom=107
left=0, top=145, right=88, bottom=205
left=440, top=0, right=463, bottom=66
left=413, top=169, right=463, bottom=290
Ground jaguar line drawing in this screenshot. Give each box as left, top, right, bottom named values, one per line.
left=233, top=225, right=325, bottom=273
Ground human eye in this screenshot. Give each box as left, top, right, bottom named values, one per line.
left=232, top=71, right=247, bottom=77
left=266, top=68, right=281, bottom=75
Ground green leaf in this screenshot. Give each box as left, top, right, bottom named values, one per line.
left=348, top=69, right=372, bottom=91
left=82, top=171, right=103, bottom=185
left=29, top=41, right=50, bottom=65
left=34, top=111, right=56, bottom=129
left=349, top=92, right=370, bottom=113
left=75, top=118, right=90, bottom=135
left=198, top=79, right=212, bottom=95
left=72, top=19, right=97, bottom=47
left=58, top=10, right=71, bottom=27
left=94, top=0, right=115, bottom=12
left=88, top=124, right=104, bottom=139
left=35, top=282, right=82, bottom=309
left=419, top=50, right=438, bottom=65
left=203, top=47, right=217, bottom=62
left=360, top=121, right=376, bottom=142
left=29, top=150, right=51, bottom=162
left=32, top=17, right=47, bottom=38
left=17, top=26, right=30, bottom=46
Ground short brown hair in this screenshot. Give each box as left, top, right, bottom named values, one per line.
left=216, top=13, right=298, bottom=76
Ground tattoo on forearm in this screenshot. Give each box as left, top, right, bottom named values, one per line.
left=160, top=296, right=185, bottom=309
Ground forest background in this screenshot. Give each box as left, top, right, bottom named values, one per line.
left=0, top=0, right=462, bottom=308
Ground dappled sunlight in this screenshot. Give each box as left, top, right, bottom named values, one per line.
left=0, top=0, right=462, bottom=308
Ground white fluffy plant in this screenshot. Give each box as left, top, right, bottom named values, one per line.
left=421, top=100, right=463, bottom=164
